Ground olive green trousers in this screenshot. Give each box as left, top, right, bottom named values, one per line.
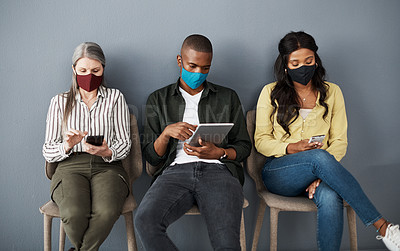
left=50, top=153, right=129, bottom=251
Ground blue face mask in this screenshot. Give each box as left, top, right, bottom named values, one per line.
left=181, top=65, right=208, bottom=90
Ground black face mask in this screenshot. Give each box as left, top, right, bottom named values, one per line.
left=287, top=64, right=316, bottom=86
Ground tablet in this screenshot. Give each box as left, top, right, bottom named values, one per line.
left=188, top=123, right=234, bottom=147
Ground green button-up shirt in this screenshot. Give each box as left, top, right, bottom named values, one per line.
left=142, top=79, right=251, bottom=185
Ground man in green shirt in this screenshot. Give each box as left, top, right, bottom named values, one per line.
left=135, top=34, right=251, bottom=250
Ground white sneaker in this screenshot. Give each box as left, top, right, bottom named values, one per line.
left=376, top=223, right=400, bottom=251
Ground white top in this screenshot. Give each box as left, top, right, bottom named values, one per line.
left=42, top=86, right=131, bottom=163
left=299, top=108, right=313, bottom=120
left=171, top=87, right=221, bottom=165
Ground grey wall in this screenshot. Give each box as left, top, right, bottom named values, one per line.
left=1, top=0, right=399, bottom=250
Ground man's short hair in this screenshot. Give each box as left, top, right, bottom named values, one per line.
left=181, top=34, right=213, bottom=54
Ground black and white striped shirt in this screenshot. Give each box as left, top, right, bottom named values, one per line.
left=43, top=86, right=131, bottom=163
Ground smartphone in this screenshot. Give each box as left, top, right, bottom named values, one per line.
left=308, top=135, right=325, bottom=143
left=86, top=135, right=104, bottom=146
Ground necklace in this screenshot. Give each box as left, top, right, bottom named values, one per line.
left=298, top=88, right=313, bottom=102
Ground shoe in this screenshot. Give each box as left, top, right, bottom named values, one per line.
left=376, top=223, right=400, bottom=251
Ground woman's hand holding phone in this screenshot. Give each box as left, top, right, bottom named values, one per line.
left=83, top=139, right=112, bottom=157
left=286, top=138, right=324, bottom=154
left=63, top=129, right=88, bottom=153
left=63, top=130, right=111, bottom=157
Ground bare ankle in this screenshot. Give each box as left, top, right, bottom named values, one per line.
left=375, top=219, right=389, bottom=236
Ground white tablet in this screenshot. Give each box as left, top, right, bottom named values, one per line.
left=188, top=123, right=234, bottom=147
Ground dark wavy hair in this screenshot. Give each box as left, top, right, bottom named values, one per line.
left=271, top=31, right=329, bottom=137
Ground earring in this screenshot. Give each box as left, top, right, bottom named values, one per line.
left=285, top=69, right=287, bottom=74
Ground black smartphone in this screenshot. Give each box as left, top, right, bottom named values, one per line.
left=86, top=135, right=104, bottom=146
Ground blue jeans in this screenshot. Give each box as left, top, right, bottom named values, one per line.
left=262, top=149, right=381, bottom=251
left=135, top=162, right=244, bottom=251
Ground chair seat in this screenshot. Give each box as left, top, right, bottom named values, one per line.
left=40, top=193, right=137, bottom=218
left=185, top=198, right=249, bottom=215
left=39, top=200, right=60, bottom=217
left=122, top=194, right=137, bottom=214
left=260, top=190, right=351, bottom=212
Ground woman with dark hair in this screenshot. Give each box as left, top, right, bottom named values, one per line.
left=43, top=42, right=131, bottom=251
left=255, top=31, right=399, bottom=250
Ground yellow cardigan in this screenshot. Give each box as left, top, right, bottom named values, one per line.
left=255, top=81, right=348, bottom=161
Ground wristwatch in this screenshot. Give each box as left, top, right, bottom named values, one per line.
left=219, top=148, right=228, bottom=160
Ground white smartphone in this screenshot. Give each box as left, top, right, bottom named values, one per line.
left=308, top=135, right=325, bottom=143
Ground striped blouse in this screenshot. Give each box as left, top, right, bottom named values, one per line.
left=43, top=86, right=131, bottom=163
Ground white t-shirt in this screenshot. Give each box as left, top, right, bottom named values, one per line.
left=171, top=87, right=221, bottom=165
left=299, top=108, right=313, bottom=119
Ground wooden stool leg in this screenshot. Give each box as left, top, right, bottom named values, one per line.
left=43, top=214, right=53, bottom=251
left=240, top=210, right=246, bottom=251
left=251, top=201, right=267, bottom=251
left=124, top=212, right=137, bottom=251
left=270, top=208, right=280, bottom=251
left=346, top=207, right=358, bottom=251
left=59, top=220, right=66, bottom=251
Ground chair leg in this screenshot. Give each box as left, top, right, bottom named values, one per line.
left=240, top=210, right=246, bottom=251
left=43, top=214, right=53, bottom=251
left=270, top=207, right=280, bottom=251
left=59, top=220, right=66, bottom=251
left=346, top=206, right=358, bottom=251
left=124, top=212, right=137, bottom=251
left=251, top=201, right=267, bottom=251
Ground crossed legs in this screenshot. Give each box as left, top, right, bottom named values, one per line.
left=262, top=149, right=382, bottom=250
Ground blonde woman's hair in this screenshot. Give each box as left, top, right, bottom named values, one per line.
left=62, top=42, right=107, bottom=134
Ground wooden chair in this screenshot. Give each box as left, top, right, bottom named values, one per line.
left=146, top=162, right=249, bottom=251
left=245, top=110, right=358, bottom=251
left=39, top=114, right=142, bottom=251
